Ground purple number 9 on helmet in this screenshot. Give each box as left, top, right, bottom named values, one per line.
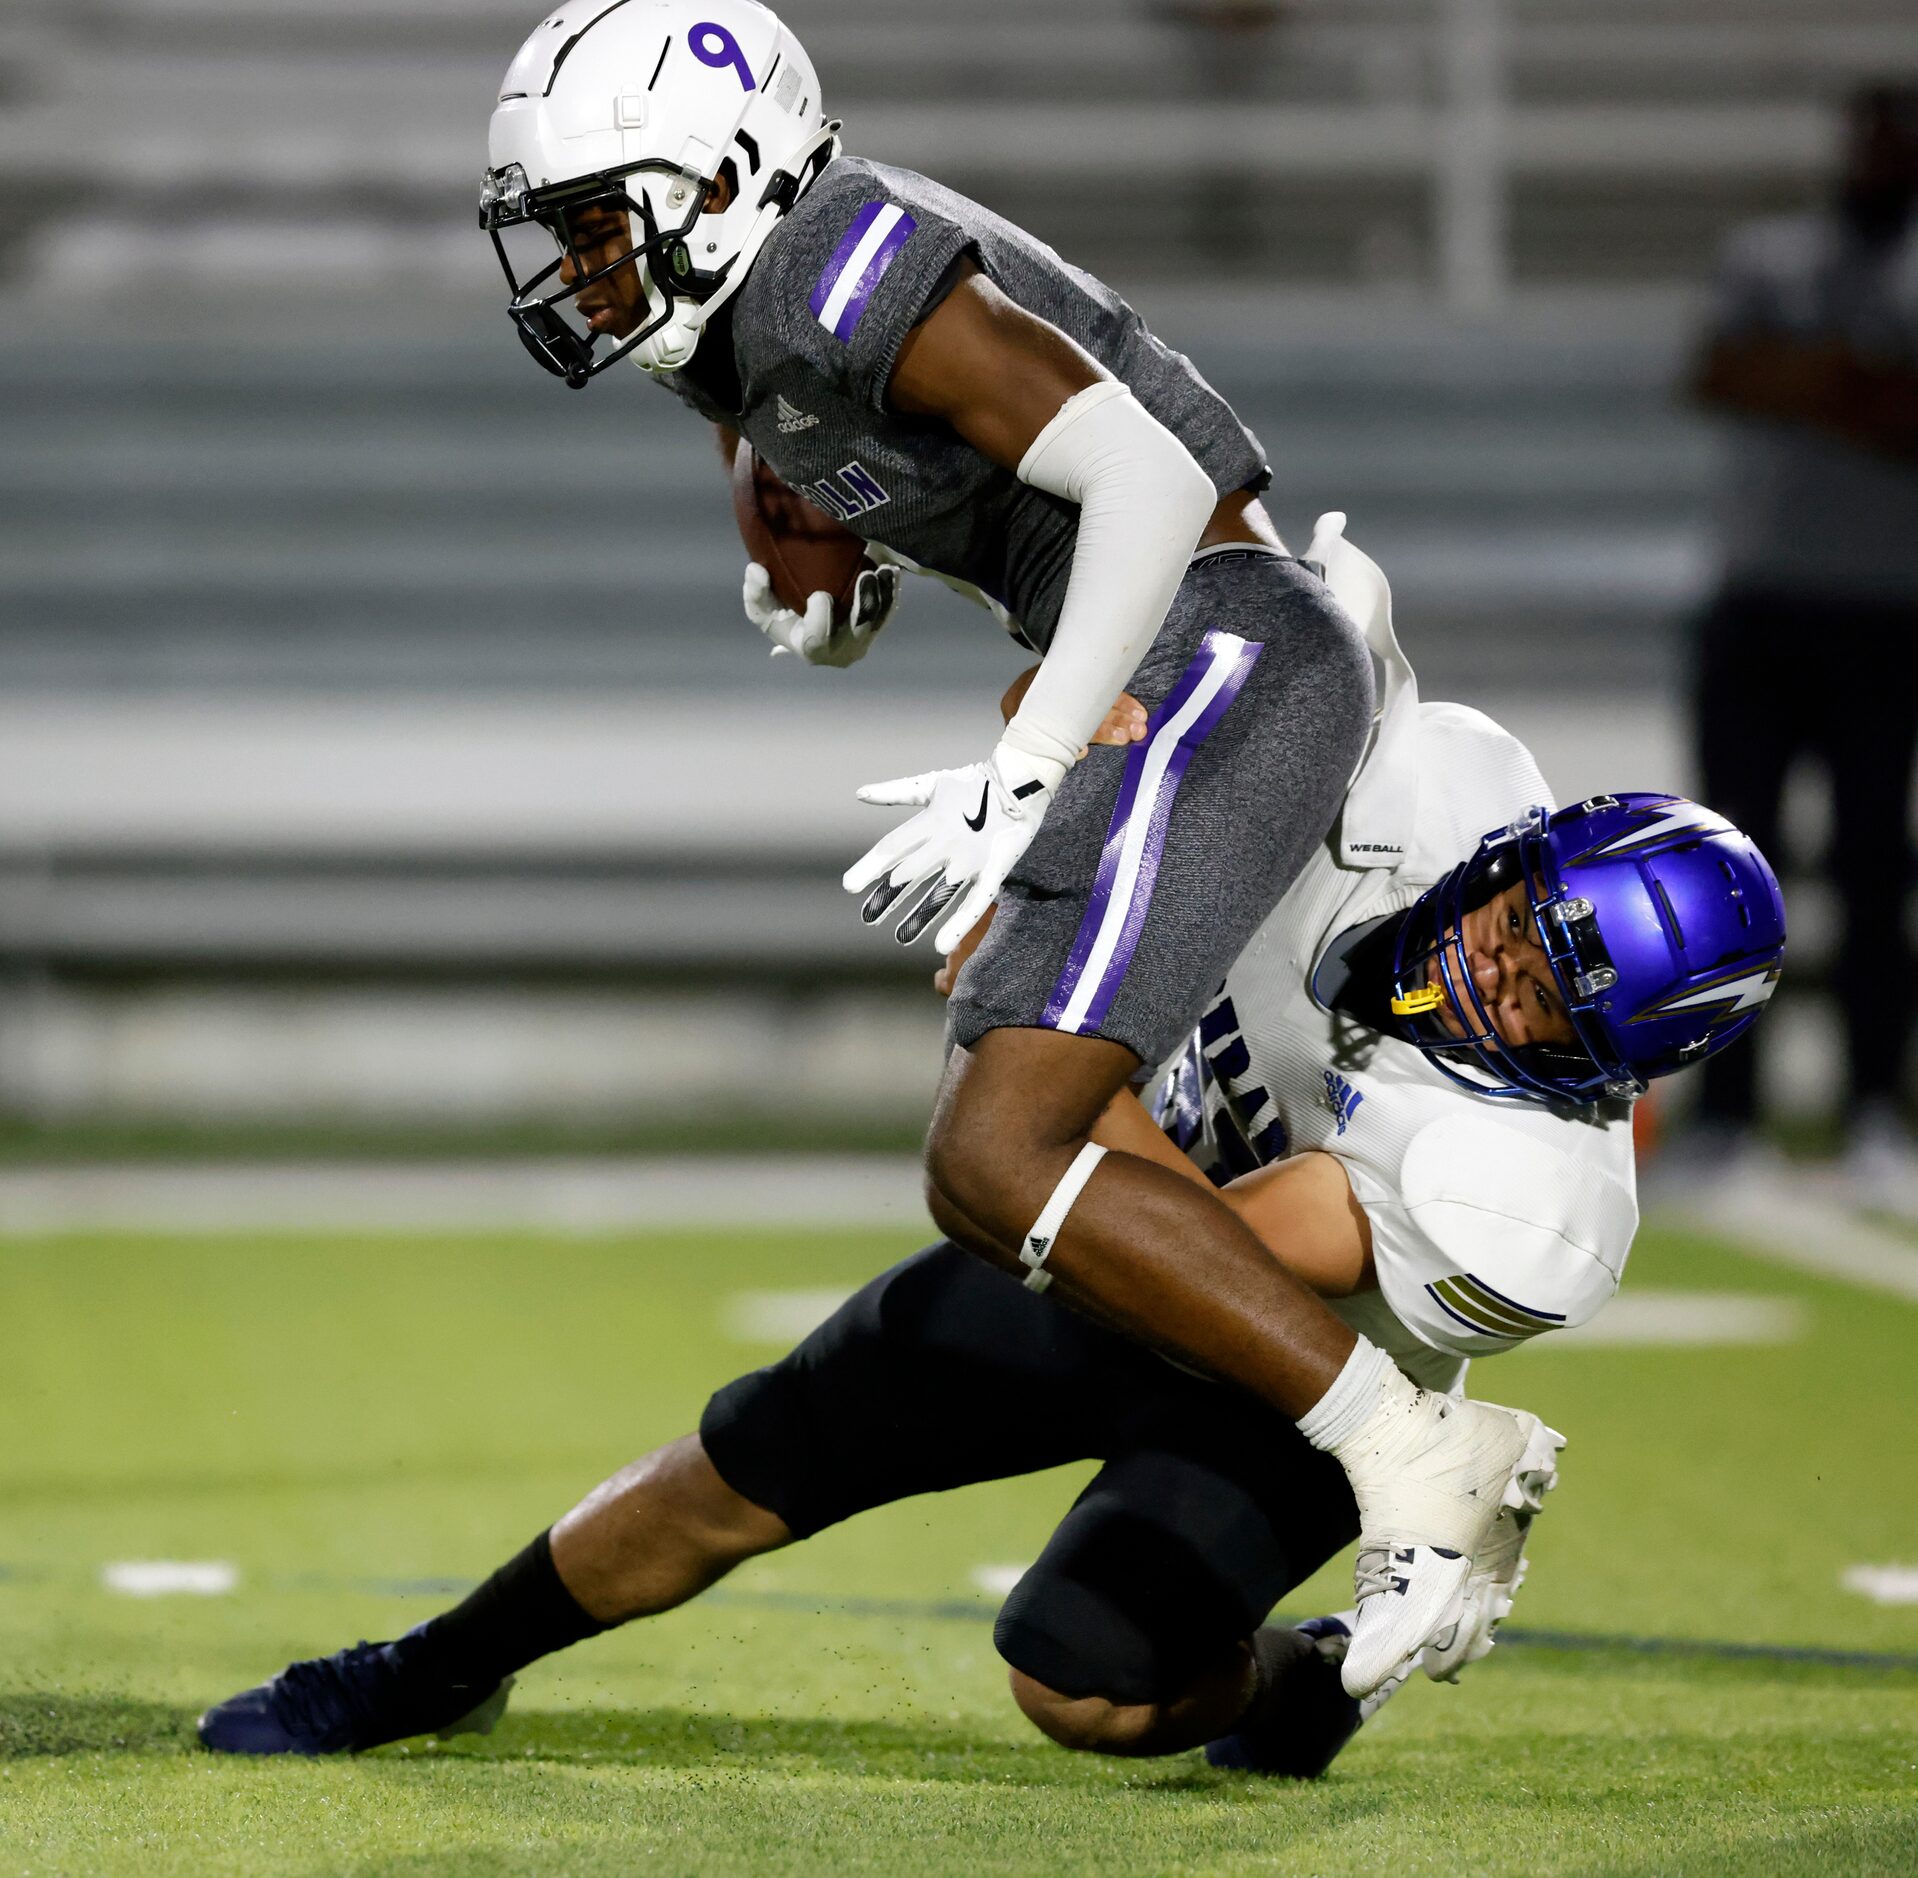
left=1391, top=792, right=1787, bottom=1105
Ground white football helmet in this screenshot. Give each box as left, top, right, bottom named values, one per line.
left=480, top=0, right=838, bottom=383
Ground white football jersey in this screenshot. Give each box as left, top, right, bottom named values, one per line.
left=1158, top=696, right=1638, bottom=1394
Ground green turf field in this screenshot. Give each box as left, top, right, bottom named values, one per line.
left=2, top=1218, right=1915, bottom=1875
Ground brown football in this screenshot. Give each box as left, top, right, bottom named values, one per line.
left=730, top=441, right=873, bottom=615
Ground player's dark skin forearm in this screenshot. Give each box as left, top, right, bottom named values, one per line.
left=1692, top=333, right=1918, bottom=460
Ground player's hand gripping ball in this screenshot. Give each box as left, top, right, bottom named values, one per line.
left=743, top=562, right=900, bottom=667
left=733, top=443, right=901, bottom=666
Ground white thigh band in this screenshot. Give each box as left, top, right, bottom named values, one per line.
left=1020, top=1142, right=1109, bottom=1293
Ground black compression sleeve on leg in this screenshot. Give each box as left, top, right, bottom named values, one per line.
left=414, top=1529, right=609, bottom=1689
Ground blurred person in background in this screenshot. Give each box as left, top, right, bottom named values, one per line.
left=1684, top=81, right=1918, bottom=1205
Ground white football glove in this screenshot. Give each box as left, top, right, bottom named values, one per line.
left=744, top=561, right=902, bottom=668
left=843, top=746, right=1059, bottom=954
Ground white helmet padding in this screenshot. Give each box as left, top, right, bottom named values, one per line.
left=480, top=0, right=837, bottom=382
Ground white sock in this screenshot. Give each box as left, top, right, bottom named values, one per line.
left=1296, top=1337, right=1397, bottom=1455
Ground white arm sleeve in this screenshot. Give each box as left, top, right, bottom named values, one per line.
left=996, top=381, right=1218, bottom=788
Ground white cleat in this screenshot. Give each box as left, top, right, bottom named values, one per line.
left=1313, top=1611, right=1413, bottom=1724
left=1345, top=1542, right=1472, bottom=1699
left=1339, top=1391, right=1540, bottom=1698
left=1422, top=1416, right=1564, bottom=1683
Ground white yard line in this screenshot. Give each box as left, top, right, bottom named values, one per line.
left=0, top=1157, right=929, bottom=1236
left=1551, top=1292, right=1805, bottom=1346
left=1650, top=1179, right=1918, bottom=1304
left=101, top=1560, right=238, bottom=1598
left=1842, top=1564, right=1918, bottom=1607
left=731, top=1287, right=1804, bottom=1357
left=7, top=1159, right=1914, bottom=1325
left=723, top=1288, right=861, bottom=1343
left=970, top=1564, right=1031, bottom=1599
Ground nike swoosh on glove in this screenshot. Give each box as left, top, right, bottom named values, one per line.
left=744, top=561, right=901, bottom=668
left=844, top=747, right=1057, bottom=954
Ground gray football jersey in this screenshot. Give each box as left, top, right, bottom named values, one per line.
left=660, top=155, right=1269, bottom=651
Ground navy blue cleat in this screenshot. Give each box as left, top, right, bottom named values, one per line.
left=1205, top=1615, right=1399, bottom=1780
left=197, top=1625, right=513, bottom=1757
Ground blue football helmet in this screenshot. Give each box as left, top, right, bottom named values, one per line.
left=1390, top=793, right=1787, bottom=1105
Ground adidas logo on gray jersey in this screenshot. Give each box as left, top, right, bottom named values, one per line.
left=776, top=396, right=819, bottom=434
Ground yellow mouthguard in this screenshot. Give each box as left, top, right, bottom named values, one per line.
left=1390, top=985, right=1445, bottom=1017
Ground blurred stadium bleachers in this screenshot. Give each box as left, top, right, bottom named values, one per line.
left=5, top=0, right=1911, bottom=295
left=0, top=0, right=1907, bottom=1131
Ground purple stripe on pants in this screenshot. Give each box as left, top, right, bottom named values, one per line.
left=1040, top=630, right=1265, bottom=1033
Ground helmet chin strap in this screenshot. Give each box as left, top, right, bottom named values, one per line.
left=632, top=304, right=702, bottom=374
left=633, top=125, right=843, bottom=378
left=623, top=247, right=700, bottom=375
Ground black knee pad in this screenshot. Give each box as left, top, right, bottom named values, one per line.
left=994, top=1499, right=1256, bottom=1710
left=997, top=1441, right=1314, bottom=1708
left=994, top=1568, right=1168, bottom=1709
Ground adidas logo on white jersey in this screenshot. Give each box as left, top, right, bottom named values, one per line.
left=1322, top=1068, right=1365, bottom=1135
left=776, top=396, right=819, bottom=434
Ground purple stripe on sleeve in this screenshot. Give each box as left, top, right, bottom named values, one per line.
left=826, top=211, right=919, bottom=341
left=1040, top=631, right=1264, bottom=1033
left=808, top=201, right=885, bottom=320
